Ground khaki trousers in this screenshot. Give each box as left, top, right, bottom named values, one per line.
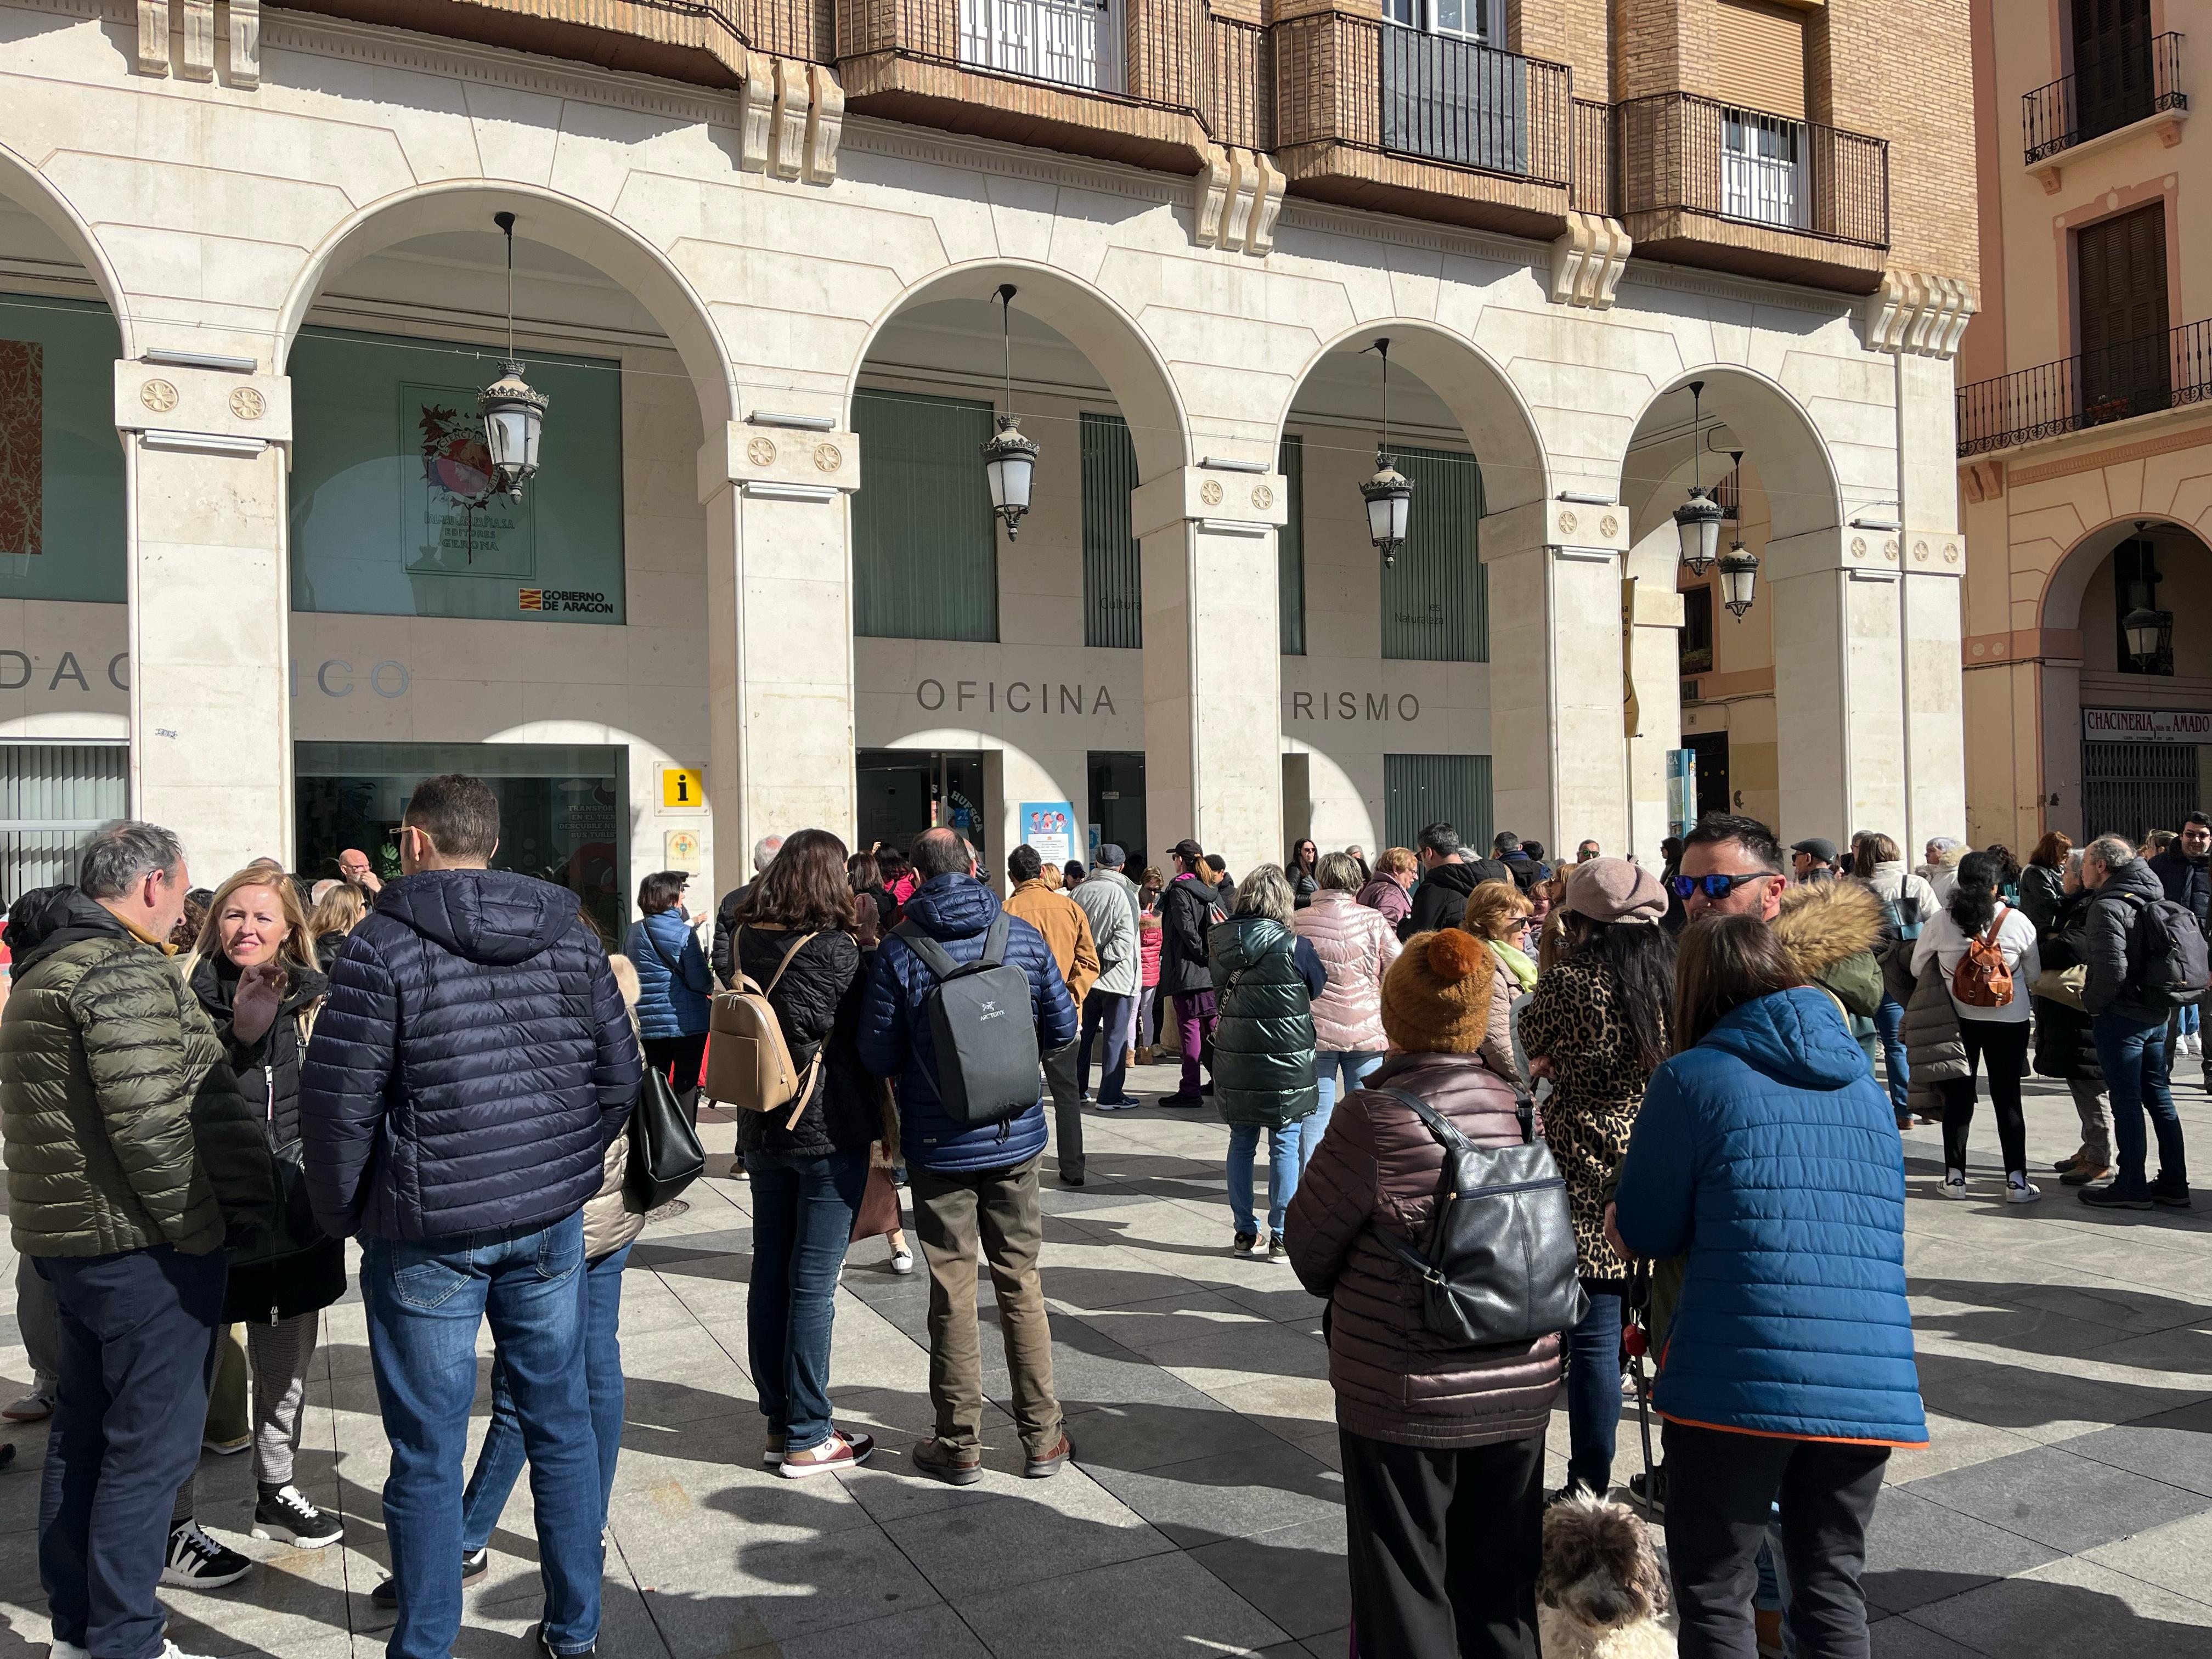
left=909, top=1154, right=1063, bottom=1460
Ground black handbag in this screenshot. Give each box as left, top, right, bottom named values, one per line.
left=1368, top=1086, right=1588, bottom=1348
left=624, top=1060, right=706, bottom=1211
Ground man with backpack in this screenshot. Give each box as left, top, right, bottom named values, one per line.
left=2148, top=812, right=2212, bottom=1088
left=1002, top=844, right=1101, bottom=1187
left=856, top=827, right=1079, bottom=1483
left=2079, top=834, right=2196, bottom=1210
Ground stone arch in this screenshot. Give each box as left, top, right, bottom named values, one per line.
left=1617, top=365, right=1843, bottom=545
left=2038, top=512, right=2212, bottom=633
left=1272, top=319, right=1553, bottom=514
left=274, top=181, right=735, bottom=430
left=843, top=260, right=1191, bottom=481
left=0, top=138, right=136, bottom=354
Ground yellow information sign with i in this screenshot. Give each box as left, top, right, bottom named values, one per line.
left=661, top=768, right=705, bottom=809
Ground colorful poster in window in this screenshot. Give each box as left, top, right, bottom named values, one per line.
left=0, top=295, right=125, bottom=601
left=403, top=385, right=534, bottom=576
left=1019, top=801, right=1077, bottom=867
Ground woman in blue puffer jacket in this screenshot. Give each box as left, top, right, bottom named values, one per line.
left=626, top=869, right=714, bottom=1119
left=1611, top=912, right=1925, bottom=1659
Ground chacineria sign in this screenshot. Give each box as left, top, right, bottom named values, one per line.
left=2083, top=708, right=2212, bottom=744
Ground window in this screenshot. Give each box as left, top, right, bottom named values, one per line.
left=851, top=388, right=999, bottom=643
left=1384, top=754, right=1492, bottom=853
left=1720, top=110, right=1807, bottom=229
left=2073, top=0, right=2154, bottom=144
left=1380, top=0, right=1496, bottom=40
left=1377, top=1, right=1527, bottom=174
left=2113, top=535, right=2171, bottom=676
left=2076, top=202, right=2170, bottom=424
left=1081, top=412, right=1141, bottom=649
left=1382, top=445, right=1486, bottom=663
left=1279, top=435, right=1306, bottom=656
left=295, top=741, right=627, bottom=939
left=289, top=328, right=625, bottom=624
left=0, top=742, right=127, bottom=898
left=960, top=0, right=1121, bottom=92
left=1679, top=586, right=1714, bottom=677
left=0, top=294, right=125, bottom=602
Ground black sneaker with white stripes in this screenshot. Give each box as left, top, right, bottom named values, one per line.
left=370, top=1547, right=488, bottom=1608
left=251, top=1484, right=343, bottom=1548
left=161, top=1519, right=252, bottom=1588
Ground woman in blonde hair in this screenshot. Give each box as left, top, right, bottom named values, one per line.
left=177, top=868, right=346, bottom=1566
left=308, top=879, right=367, bottom=965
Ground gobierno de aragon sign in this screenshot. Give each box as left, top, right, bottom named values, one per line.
left=2083, top=708, right=2212, bottom=744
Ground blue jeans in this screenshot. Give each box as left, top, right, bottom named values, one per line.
left=461, top=1242, right=632, bottom=1554
left=2092, top=1011, right=2190, bottom=1195
left=1226, top=1121, right=1301, bottom=1237
left=1873, top=997, right=1909, bottom=1116
left=1079, top=988, right=1133, bottom=1102
left=362, top=1211, right=601, bottom=1659
left=746, top=1149, right=869, bottom=1452
left=1565, top=1283, right=1624, bottom=1496
left=1306, top=1050, right=1385, bottom=1172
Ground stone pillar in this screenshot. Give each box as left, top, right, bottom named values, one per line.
left=1132, top=466, right=1287, bottom=878
left=700, top=420, right=861, bottom=898
left=1481, top=500, right=1633, bottom=854
left=112, top=357, right=292, bottom=878
left=1623, top=526, right=1686, bottom=868
left=1899, top=527, right=1968, bottom=849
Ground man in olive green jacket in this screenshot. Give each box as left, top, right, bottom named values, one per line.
left=1, top=822, right=268, bottom=1659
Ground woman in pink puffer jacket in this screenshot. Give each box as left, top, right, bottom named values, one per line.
left=1292, top=851, right=1402, bottom=1171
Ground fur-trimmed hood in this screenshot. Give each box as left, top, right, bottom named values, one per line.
left=1772, top=878, right=1886, bottom=979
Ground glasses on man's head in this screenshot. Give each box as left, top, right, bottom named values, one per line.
left=1668, top=872, right=1770, bottom=900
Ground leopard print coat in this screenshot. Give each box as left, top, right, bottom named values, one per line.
left=1518, top=958, right=1658, bottom=1283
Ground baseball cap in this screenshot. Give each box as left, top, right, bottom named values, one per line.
left=1791, top=837, right=1841, bottom=864
left=1169, top=839, right=1205, bottom=861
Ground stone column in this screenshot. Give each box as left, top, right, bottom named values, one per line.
left=1132, top=466, right=1287, bottom=878
left=1623, top=526, right=1687, bottom=868
left=1899, top=527, right=1968, bottom=848
left=1768, top=528, right=1905, bottom=843
left=700, top=420, right=861, bottom=897
left=1480, top=500, right=1633, bottom=854
left=112, top=357, right=293, bottom=877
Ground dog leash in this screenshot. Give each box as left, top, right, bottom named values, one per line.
left=1623, top=1257, right=1656, bottom=1502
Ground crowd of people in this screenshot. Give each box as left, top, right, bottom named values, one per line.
left=0, top=781, right=2194, bottom=1659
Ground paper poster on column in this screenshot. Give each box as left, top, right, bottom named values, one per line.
left=1019, top=802, right=1077, bottom=866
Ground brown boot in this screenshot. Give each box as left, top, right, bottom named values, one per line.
left=911, top=1437, right=983, bottom=1486
left=2062, top=1161, right=2113, bottom=1186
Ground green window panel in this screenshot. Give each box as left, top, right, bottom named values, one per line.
left=1384, top=753, right=1493, bottom=854
left=1382, top=444, right=1486, bottom=663
left=853, top=388, right=998, bottom=642
left=1082, top=411, right=1142, bottom=648
left=0, top=294, right=125, bottom=602
left=1279, top=435, right=1306, bottom=656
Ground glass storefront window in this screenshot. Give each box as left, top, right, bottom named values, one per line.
left=0, top=294, right=126, bottom=601
left=295, top=742, right=627, bottom=939
left=857, top=749, right=988, bottom=862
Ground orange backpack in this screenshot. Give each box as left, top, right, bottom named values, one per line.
left=1951, top=905, right=2015, bottom=1009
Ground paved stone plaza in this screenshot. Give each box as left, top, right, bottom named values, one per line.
left=0, top=1065, right=2208, bottom=1659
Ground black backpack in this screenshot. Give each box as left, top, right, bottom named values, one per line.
left=2118, top=891, right=2211, bottom=1009
left=1369, top=1087, right=1588, bottom=1348
left=895, top=916, right=1044, bottom=1127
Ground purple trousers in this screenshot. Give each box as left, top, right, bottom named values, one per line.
left=1174, top=991, right=1218, bottom=1093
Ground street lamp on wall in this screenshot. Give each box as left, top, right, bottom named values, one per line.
left=980, top=283, right=1040, bottom=540
left=477, top=212, right=548, bottom=500
left=1718, top=538, right=1760, bottom=620
left=1359, top=337, right=1414, bottom=568
left=1674, top=380, right=1721, bottom=579
left=2124, top=606, right=2173, bottom=670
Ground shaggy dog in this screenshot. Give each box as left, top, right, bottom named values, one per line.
left=1537, top=1491, right=1675, bottom=1658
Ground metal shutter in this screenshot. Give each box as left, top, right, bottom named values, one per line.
left=1081, top=411, right=1142, bottom=649
left=0, top=743, right=128, bottom=901
left=1381, top=445, right=1486, bottom=664
left=1713, top=0, right=1808, bottom=120
left=851, top=388, right=1000, bottom=642
left=1279, top=435, right=1306, bottom=657
left=1384, top=754, right=1493, bottom=854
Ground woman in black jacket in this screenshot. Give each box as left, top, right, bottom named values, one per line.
left=2035, top=856, right=2112, bottom=1185
left=181, top=868, right=345, bottom=1564
left=733, top=828, right=881, bottom=1477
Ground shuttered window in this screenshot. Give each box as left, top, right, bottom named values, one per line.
left=1385, top=754, right=1492, bottom=853
left=1382, top=445, right=1486, bottom=663
left=2077, top=202, right=2170, bottom=417
left=851, top=388, right=998, bottom=642
left=1279, top=436, right=1306, bottom=656
left=0, top=742, right=128, bottom=899
left=1713, top=0, right=1808, bottom=119
left=1081, top=411, right=1142, bottom=649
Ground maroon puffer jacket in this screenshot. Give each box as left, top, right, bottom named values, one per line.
left=1286, top=1049, right=1564, bottom=1448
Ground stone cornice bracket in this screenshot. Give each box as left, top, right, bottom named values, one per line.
left=700, top=422, right=861, bottom=503
left=737, top=52, right=842, bottom=183
left=134, top=0, right=258, bottom=84
left=1128, top=465, right=1290, bottom=541
left=1547, top=212, right=1630, bottom=310
left=1861, top=268, right=1978, bottom=360
left=1477, top=499, right=1631, bottom=563
left=1961, top=459, right=2005, bottom=505
left=1190, top=144, right=1282, bottom=257
left=114, top=359, right=292, bottom=453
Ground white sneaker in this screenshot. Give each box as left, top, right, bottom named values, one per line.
left=160, top=1643, right=217, bottom=1659
left=50, top=1637, right=89, bottom=1659
left=161, top=1519, right=252, bottom=1588
left=2006, top=1176, right=2043, bottom=1205
left=1937, top=1171, right=1970, bottom=1200
left=888, top=1247, right=915, bottom=1275
left=4, top=1387, right=54, bottom=1422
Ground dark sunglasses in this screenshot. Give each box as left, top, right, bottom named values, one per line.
left=1668, top=872, right=1771, bottom=900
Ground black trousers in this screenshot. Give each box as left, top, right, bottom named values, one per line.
left=39, top=1245, right=227, bottom=1659
left=644, top=1031, right=709, bottom=1123
left=1940, top=1018, right=2031, bottom=1177
left=1663, top=1421, right=1888, bottom=1659
left=1339, top=1426, right=1544, bottom=1659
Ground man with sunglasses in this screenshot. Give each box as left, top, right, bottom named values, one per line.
left=1673, top=815, right=1791, bottom=920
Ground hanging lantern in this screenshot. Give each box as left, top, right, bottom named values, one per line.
left=1362, top=451, right=1413, bottom=567
left=981, top=414, right=1040, bottom=540
left=981, top=283, right=1038, bottom=540
left=478, top=212, right=549, bottom=500
left=2123, top=606, right=2173, bottom=670
left=1675, top=489, right=1723, bottom=578
left=1718, top=539, right=1761, bottom=619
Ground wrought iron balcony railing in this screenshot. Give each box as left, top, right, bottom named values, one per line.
left=1613, top=91, right=1888, bottom=249
left=2023, top=29, right=2186, bottom=165
left=1956, top=319, right=2212, bottom=456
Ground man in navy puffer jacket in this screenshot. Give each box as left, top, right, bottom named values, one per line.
left=858, top=827, right=1077, bottom=1485
left=301, top=774, right=640, bottom=1659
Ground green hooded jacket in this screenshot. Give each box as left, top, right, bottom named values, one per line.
left=1207, top=915, right=1319, bottom=1130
